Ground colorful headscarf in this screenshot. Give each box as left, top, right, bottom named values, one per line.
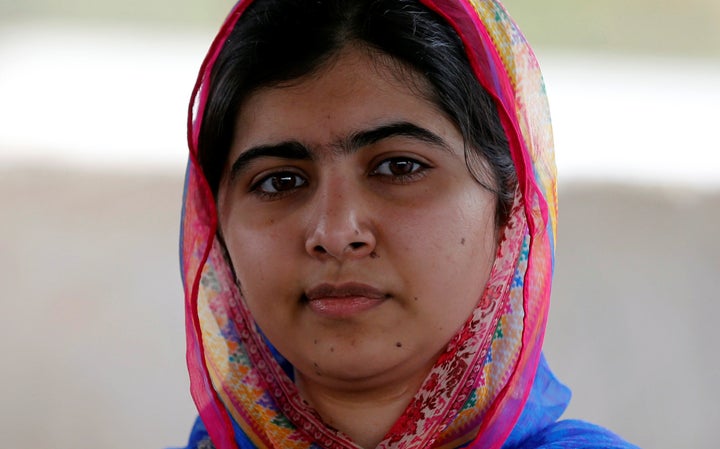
left=180, top=0, right=564, bottom=448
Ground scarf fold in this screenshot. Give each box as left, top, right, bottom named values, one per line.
left=181, top=0, right=561, bottom=447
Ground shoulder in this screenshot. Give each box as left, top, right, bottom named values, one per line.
left=504, top=419, right=640, bottom=449
left=171, top=416, right=216, bottom=449
left=193, top=439, right=216, bottom=449
left=500, top=356, right=640, bottom=449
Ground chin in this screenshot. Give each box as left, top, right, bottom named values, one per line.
left=297, top=341, right=434, bottom=387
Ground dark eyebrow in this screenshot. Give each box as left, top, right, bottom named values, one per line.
left=229, top=141, right=311, bottom=182
left=228, top=121, right=450, bottom=182
left=345, top=121, right=452, bottom=154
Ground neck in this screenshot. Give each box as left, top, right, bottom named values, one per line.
left=295, top=369, right=429, bottom=449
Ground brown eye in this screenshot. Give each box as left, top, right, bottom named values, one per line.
left=388, top=160, right=415, bottom=175
left=255, top=172, right=307, bottom=194
left=372, top=157, right=426, bottom=178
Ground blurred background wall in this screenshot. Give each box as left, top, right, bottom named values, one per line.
left=1, top=1, right=718, bottom=448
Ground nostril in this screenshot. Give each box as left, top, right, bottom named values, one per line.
left=349, top=242, right=365, bottom=250
left=313, top=245, right=327, bottom=254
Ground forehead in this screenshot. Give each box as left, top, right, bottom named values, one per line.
left=230, top=46, right=451, bottom=152
left=266, top=44, right=436, bottom=105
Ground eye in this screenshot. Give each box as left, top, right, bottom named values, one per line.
left=371, top=157, right=428, bottom=181
left=251, top=171, right=307, bottom=197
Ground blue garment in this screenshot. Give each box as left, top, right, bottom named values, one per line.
left=501, top=356, right=640, bottom=449
left=177, top=356, right=639, bottom=449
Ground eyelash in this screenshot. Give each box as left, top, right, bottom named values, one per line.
left=370, top=157, right=429, bottom=183
left=249, top=171, right=307, bottom=200
left=249, top=157, right=429, bottom=199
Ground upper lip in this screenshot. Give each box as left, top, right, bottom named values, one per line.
left=304, top=282, right=388, bottom=301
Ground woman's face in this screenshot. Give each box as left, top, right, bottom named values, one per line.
left=217, top=46, right=498, bottom=394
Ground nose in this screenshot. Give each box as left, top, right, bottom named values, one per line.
left=304, top=177, right=377, bottom=261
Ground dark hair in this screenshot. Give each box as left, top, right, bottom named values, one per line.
left=199, top=0, right=517, bottom=226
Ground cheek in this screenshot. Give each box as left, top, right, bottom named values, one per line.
left=397, top=192, right=496, bottom=291
left=222, top=218, right=294, bottom=292
left=227, top=234, right=299, bottom=330
left=395, top=193, right=494, bottom=257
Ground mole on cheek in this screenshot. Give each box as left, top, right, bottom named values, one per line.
left=461, top=237, right=466, bottom=245
left=370, top=251, right=379, bottom=259
left=395, top=342, right=403, bottom=348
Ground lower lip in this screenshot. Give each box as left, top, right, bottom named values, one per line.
left=307, top=296, right=385, bottom=318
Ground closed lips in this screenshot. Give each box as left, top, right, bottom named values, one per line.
left=304, top=283, right=389, bottom=301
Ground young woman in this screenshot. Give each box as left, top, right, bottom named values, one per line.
left=178, top=0, right=639, bottom=447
